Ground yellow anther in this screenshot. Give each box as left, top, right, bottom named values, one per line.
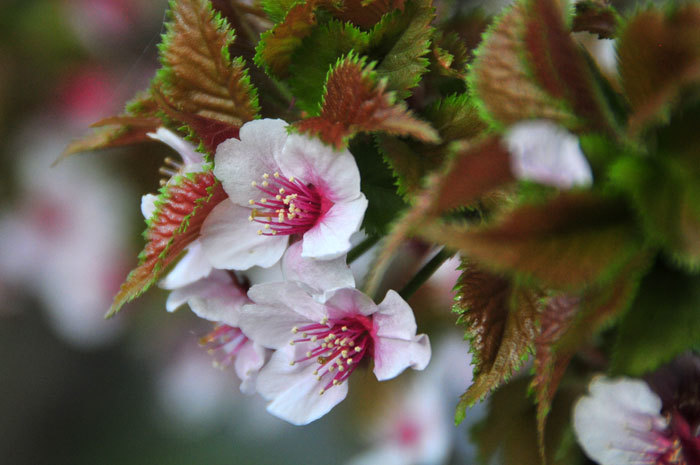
left=341, top=350, right=348, bottom=358
left=289, top=361, right=295, bottom=366
left=289, top=176, right=295, bottom=182
left=319, top=389, right=325, bottom=395
left=262, top=181, right=269, bottom=187
left=271, top=230, right=278, bottom=235
left=355, top=346, right=362, bottom=352
left=332, top=380, right=338, bottom=386
left=276, top=195, right=282, bottom=200
left=274, top=172, right=280, bottom=178
left=292, top=326, right=298, bottom=333
left=347, top=358, right=353, bottom=364
left=279, top=188, right=285, bottom=194
left=264, top=224, right=270, bottom=229
left=338, top=366, right=345, bottom=372
left=251, top=181, right=257, bottom=187
left=321, top=317, right=329, bottom=324
left=249, top=199, right=255, bottom=205
left=263, top=173, right=270, bottom=179
left=310, top=335, right=317, bottom=342
left=260, top=198, right=267, bottom=203
left=342, top=326, right=348, bottom=331
left=306, top=351, right=312, bottom=358
left=257, top=230, right=263, bottom=235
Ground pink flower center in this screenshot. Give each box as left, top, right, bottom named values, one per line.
left=289, top=315, right=374, bottom=395
left=249, top=172, right=327, bottom=236
left=200, top=324, right=249, bottom=368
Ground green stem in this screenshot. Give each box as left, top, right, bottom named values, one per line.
left=347, top=235, right=381, bottom=264
left=399, top=248, right=454, bottom=301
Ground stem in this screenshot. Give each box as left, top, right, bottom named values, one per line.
left=347, top=235, right=380, bottom=264
left=399, top=248, right=454, bottom=301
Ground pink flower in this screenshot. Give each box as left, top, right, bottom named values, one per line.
left=239, top=244, right=431, bottom=425
left=166, top=269, right=267, bottom=394
left=200, top=119, right=368, bottom=270
left=573, top=376, right=694, bottom=465
left=505, top=120, right=593, bottom=189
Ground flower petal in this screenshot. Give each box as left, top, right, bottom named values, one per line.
left=322, top=287, right=377, bottom=319
left=373, top=334, right=431, bottom=381
left=301, top=194, right=368, bottom=259
left=240, top=282, right=327, bottom=348
left=159, top=241, right=213, bottom=290
left=256, top=345, right=349, bottom=425
left=147, top=127, right=204, bottom=169
left=200, top=201, right=288, bottom=270
left=573, top=377, right=669, bottom=465
left=214, top=119, right=288, bottom=205
left=505, top=120, right=593, bottom=189
left=141, top=193, right=158, bottom=220
left=235, top=340, right=267, bottom=395
left=282, top=241, right=355, bottom=296
left=276, top=133, right=361, bottom=203
left=374, top=290, right=419, bottom=340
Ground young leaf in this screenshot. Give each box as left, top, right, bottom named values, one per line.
left=288, top=20, right=370, bottom=115
left=419, top=192, right=642, bottom=290
left=294, top=53, right=439, bottom=148
left=59, top=94, right=161, bottom=163
left=617, top=4, right=700, bottom=134
left=424, top=93, right=488, bottom=142
left=261, top=0, right=300, bottom=23
left=157, top=0, right=260, bottom=133
left=572, top=0, right=619, bottom=39
left=255, top=0, right=319, bottom=78
left=369, top=0, right=435, bottom=98
left=454, top=262, right=541, bottom=422
left=328, top=0, right=405, bottom=29
left=611, top=265, right=700, bottom=377
left=107, top=172, right=228, bottom=317
left=469, top=0, right=615, bottom=135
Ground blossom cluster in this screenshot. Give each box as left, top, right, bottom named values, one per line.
left=147, top=119, right=430, bottom=425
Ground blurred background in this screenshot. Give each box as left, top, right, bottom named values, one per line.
left=0, top=1, right=482, bottom=463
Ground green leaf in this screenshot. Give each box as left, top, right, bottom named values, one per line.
left=419, top=192, right=643, bottom=290
left=454, top=262, right=542, bottom=420
left=611, top=264, right=700, bottom=377
left=468, top=0, right=616, bottom=135
left=261, top=0, right=300, bottom=23
left=424, top=93, right=488, bottom=142
left=617, top=3, right=700, bottom=135
left=369, top=0, right=435, bottom=98
left=107, top=172, right=228, bottom=317
left=288, top=20, right=370, bottom=115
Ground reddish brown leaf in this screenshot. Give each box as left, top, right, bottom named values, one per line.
left=159, top=0, right=260, bottom=128
left=572, top=0, right=618, bottom=39
left=454, top=262, right=542, bottom=421
left=618, top=4, right=700, bottom=134
left=531, top=294, right=580, bottom=460
left=107, top=172, right=228, bottom=317
left=329, top=0, right=404, bottom=29
left=255, top=0, right=319, bottom=77
left=418, top=192, right=642, bottom=290
left=295, top=53, right=439, bottom=148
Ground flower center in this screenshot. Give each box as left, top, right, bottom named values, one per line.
left=249, top=172, right=323, bottom=236
left=289, top=315, right=374, bottom=395
left=200, top=324, right=249, bottom=368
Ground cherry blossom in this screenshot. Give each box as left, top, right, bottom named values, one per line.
left=200, top=118, right=368, bottom=271
left=573, top=373, right=700, bottom=465
left=239, top=244, right=431, bottom=425
left=505, top=120, right=593, bottom=189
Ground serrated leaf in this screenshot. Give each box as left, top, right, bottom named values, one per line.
left=572, top=0, right=619, bottom=39
left=419, top=192, right=642, bottom=290
left=618, top=4, right=700, bottom=135
left=294, top=53, right=439, bottom=148
left=369, top=0, right=435, bottom=98
left=431, top=31, right=470, bottom=79
left=469, top=0, right=615, bottom=135
left=454, top=263, right=541, bottom=422
left=328, top=0, right=405, bottom=29
left=157, top=0, right=260, bottom=132
left=288, top=20, right=370, bottom=114
left=424, top=93, right=488, bottom=142
left=59, top=95, right=161, bottom=164
left=611, top=265, right=700, bottom=377
left=261, top=0, right=300, bottom=23
left=255, top=0, right=319, bottom=78
left=531, top=294, right=579, bottom=461
left=107, top=172, right=228, bottom=317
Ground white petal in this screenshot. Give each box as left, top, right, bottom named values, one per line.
left=573, top=377, right=669, bottom=465
left=256, top=345, right=349, bottom=425
left=214, top=119, right=288, bottom=205
left=301, top=195, right=368, bottom=259
left=141, top=193, right=158, bottom=220
left=374, top=290, right=418, bottom=340
left=277, top=133, right=361, bottom=203
left=373, top=334, right=431, bottom=381
left=159, top=241, right=213, bottom=290
left=346, top=447, right=407, bottom=465
left=200, top=201, right=288, bottom=270
left=240, top=282, right=327, bottom=348
left=505, top=120, right=593, bottom=189
left=282, top=241, right=355, bottom=296
left=234, top=341, right=267, bottom=395
left=243, top=262, right=284, bottom=286
left=147, top=127, right=204, bottom=169
left=322, top=287, right=378, bottom=319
